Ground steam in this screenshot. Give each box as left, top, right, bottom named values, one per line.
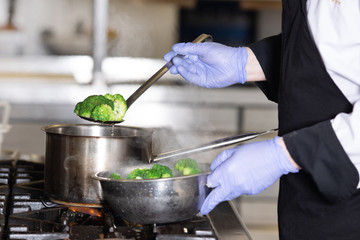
left=107, top=1, right=177, bottom=58
left=153, top=85, right=233, bottom=167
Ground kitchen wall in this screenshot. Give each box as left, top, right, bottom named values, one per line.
left=0, top=0, right=178, bottom=57
left=0, top=0, right=281, bottom=57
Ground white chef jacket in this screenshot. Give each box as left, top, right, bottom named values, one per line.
left=306, top=0, right=360, bottom=186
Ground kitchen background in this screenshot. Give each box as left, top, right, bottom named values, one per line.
left=0, top=0, right=281, bottom=239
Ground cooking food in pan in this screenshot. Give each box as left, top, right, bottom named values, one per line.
left=175, top=158, right=202, bottom=176
left=109, top=172, right=122, bottom=179
left=127, top=163, right=173, bottom=179
left=74, top=93, right=127, bottom=122
left=109, top=163, right=174, bottom=180
left=93, top=163, right=210, bottom=224
left=109, top=158, right=202, bottom=181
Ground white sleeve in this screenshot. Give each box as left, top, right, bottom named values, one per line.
left=307, top=1, right=360, bottom=187
left=331, top=101, right=360, bottom=188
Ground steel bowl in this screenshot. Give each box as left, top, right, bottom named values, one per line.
left=93, top=164, right=210, bottom=224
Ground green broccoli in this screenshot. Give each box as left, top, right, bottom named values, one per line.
left=127, top=168, right=148, bottom=180
left=74, top=102, right=82, bottom=115
left=113, top=94, right=127, bottom=121
left=104, top=93, right=115, bottom=101
left=74, top=93, right=127, bottom=122
left=126, top=164, right=174, bottom=180
left=151, top=164, right=174, bottom=178
left=109, top=172, right=122, bottom=180
left=74, top=95, right=113, bottom=119
left=91, top=104, right=116, bottom=122
left=142, top=169, right=159, bottom=179
left=175, top=158, right=202, bottom=176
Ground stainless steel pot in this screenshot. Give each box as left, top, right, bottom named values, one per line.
left=43, top=124, right=276, bottom=206
left=93, top=164, right=210, bottom=224
left=43, top=124, right=154, bottom=206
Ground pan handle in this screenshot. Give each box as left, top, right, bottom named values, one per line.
left=151, top=128, right=278, bottom=163
left=125, top=34, right=213, bottom=109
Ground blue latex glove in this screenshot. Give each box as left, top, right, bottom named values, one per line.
left=200, top=137, right=299, bottom=215
left=164, top=42, right=248, bottom=88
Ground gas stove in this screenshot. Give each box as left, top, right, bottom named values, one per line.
left=0, top=154, right=252, bottom=240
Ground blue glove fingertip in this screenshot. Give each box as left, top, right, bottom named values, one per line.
left=205, top=169, right=221, bottom=189
left=200, top=187, right=227, bottom=215
left=164, top=51, right=176, bottom=62
left=177, top=65, right=190, bottom=78
left=172, top=56, right=185, bottom=66
left=200, top=191, right=215, bottom=215
left=169, top=66, right=179, bottom=74
left=172, top=42, right=186, bottom=52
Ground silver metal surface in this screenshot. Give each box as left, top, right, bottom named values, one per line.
left=79, top=115, right=124, bottom=124
left=93, top=164, right=210, bottom=224
left=208, top=201, right=253, bottom=240
left=153, top=128, right=277, bottom=162
left=43, top=124, right=153, bottom=204
left=92, top=0, right=108, bottom=82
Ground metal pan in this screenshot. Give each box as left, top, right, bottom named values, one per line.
left=93, top=163, right=210, bottom=224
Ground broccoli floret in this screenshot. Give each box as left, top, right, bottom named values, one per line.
left=75, top=95, right=114, bottom=118
left=127, top=168, right=148, bottom=180
left=113, top=94, right=127, bottom=121
left=126, top=164, right=174, bottom=180
left=91, top=104, right=116, bottom=122
left=144, top=169, right=161, bottom=179
left=175, top=158, right=202, bottom=176
left=74, top=93, right=127, bottom=122
left=151, top=164, right=174, bottom=178
left=182, top=167, right=202, bottom=176
left=104, top=93, right=115, bottom=101
left=74, top=102, right=82, bottom=115
left=109, top=172, right=122, bottom=180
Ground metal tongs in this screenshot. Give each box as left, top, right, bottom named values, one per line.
left=81, top=33, right=213, bottom=124
left=150, top=128, right=278, bottom=163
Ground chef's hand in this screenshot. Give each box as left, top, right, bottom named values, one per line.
left=164, top=42, right=248, bottom=88
left=200, top=137, right=299, bottom=215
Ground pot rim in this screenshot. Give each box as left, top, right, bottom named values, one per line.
left=41, top=124, right=154, bottom=138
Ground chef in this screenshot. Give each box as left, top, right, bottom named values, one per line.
left=164, top=0, right=360, bottom=239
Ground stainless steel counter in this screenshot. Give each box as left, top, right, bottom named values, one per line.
left=209, top=201, right=253, bottom=240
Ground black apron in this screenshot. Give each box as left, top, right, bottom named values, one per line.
left=277, top=0, right=360, bottom=239
left=249, top=0, right=360, bottom=239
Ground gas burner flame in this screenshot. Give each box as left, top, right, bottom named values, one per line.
left=68, top=206, right=102, bottom=218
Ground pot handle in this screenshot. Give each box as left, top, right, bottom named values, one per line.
left=151, top=128, right=278, bottom=163
left=125, top=34, right=213, bottom=109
